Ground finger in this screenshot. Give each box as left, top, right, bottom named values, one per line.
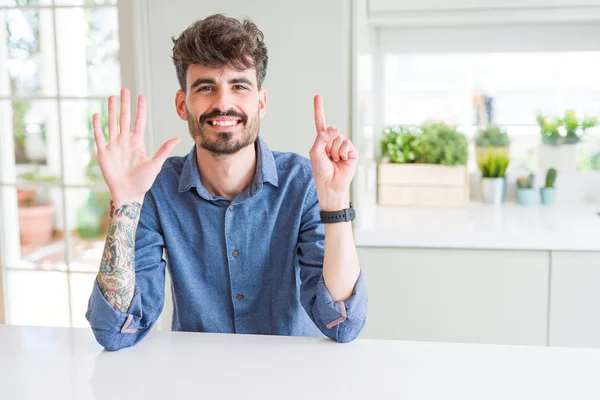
left=133, top=95, right=147, bottom=138
left=338, top=139, right=351, bottom=161
left=346, top=140, right=358, bottom=160
left=92, top=113, right=106, bottom=150
left=328, top=128, right=344, bottom=162
left=151, top=138, right=182, bottom=166
left=107, top=95, right=118, bottom=141
left=119, top=88, right=131, bottom=134
left=313, top=94, right=326, bottom=133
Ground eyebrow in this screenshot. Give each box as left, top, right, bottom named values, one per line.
left=190, top=77, right=254, bottom=90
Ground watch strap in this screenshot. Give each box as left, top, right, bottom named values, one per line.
left=320, top=202, right=355, bottom=223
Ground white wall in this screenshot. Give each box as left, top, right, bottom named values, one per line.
left=143, top=0, right=352, bottom=158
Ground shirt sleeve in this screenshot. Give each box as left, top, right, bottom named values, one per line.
left=85, top=191, right=167, bottom=351
left=296, top=181, right=368, bottom=343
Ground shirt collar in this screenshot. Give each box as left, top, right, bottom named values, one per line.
left=178, top=136, right=279, bottom=198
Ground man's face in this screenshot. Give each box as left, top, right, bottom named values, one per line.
left=176, top=64, right=267, bottom=156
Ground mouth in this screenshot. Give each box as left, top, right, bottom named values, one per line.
left=205, top=118, right=243, bottom=130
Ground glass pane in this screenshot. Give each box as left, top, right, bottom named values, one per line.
left=65, top=188, right=109, bottom=273
left=0, top=1, right=53, bottom=5
left=384, top=52, right=600, bottom=126
left=1, top=185, right=66, bottom=271
left=55, top=7, right=120, bottom=97
left=60, top=100, right=109, bottom=184
left=69, top=272, right=97, bottom=328
left=5, top=270, right=70, bottom=327
left=54, top=0, right=116, bottom=4
left=0, top=8, right=57, bottom=97
left=0, top=100, right=61, bottom=183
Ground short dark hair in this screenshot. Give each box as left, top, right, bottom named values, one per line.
left=171, top=14, right=268, bottom=91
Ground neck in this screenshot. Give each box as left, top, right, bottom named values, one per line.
left=196, top=141, right=258, bottom=200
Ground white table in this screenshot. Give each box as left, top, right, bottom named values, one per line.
left=1, top=325, right=600, bottom=399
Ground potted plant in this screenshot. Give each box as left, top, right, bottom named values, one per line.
left=537, top=111, right=599, bottom=172
left=540, top=168, right=557, bottom=206
left=474, top=124, right=510, bottom=164
left=516, top=173, right=536, bottom=206
left=477, top=149, right=509, bottom=204
left=378, top=122, right=469, bottom=207
left=17, top=168, right=60, bottom=246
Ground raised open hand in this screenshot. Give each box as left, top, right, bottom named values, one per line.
left=93, top=88, right=181, bottom=204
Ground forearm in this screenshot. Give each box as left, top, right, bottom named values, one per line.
left=97, top=197, right=144, bottom=313
left=321, top=192, right=360, bottom=302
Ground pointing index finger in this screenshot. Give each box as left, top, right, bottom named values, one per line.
left=314, top=94, right=326, bottom=134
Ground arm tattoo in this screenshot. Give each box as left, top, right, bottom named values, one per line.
left=97, top=200, right=142, bottom=313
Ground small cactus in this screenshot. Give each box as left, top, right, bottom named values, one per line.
left=517, top=173, right=535, bottom=189
left=545, top=168, right=557, bottom=188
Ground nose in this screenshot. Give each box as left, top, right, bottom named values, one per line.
left=212, top=86, right=235, bottom=113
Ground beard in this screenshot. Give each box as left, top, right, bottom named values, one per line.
left=187, top=107, right=260, bottom=157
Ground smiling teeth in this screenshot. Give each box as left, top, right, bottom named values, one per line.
left=211, top=120, right=238, bottom=127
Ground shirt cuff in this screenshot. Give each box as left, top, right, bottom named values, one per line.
left=314, top=270, right=368, bottom=334
left=85, top=279, right=143, bottom=334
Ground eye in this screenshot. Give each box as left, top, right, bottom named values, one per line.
left=233, top=85, right=248, bottom=91
left=197, top=86, right=213, bottom=92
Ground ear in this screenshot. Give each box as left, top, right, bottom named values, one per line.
left=175, top=89, right=188, bottom=121
left=258, top=88, right=267, bottom=119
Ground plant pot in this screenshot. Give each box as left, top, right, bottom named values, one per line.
left=540, top=187, right=557, bottom=205
left=18, top=204, right=55, bottom=246
left=17, top=189, right=34, bottom=205
left=378, top=163, right=469, bottom=207
left=538, top=143, right=578, bottom=173
left=516, top=188, right=536, bottom=206
left=480, top=177, right=506, bottom=204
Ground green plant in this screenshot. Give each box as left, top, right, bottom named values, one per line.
left=536, top=113, right=563, bottom=145
left=17, top=167, right=60, bottom=183
left=416, top=122, right=469, bottom=166
left=516, top=173, right=535, bottom=189
left=545, top=168, right=557, bottom=188
left=477, top=149, right=510, bottom=178
left=582, top=116, right=599, bottom=132
left=538, top=111, right=599, bottom=145
left=475, top=124, right=510, bottom=148
left=379, top=125, right=419, bottom=163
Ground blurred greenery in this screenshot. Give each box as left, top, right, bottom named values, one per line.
left=380, top=122, right=468, bottom=166
left=477, top=149, right=510, bottom=178
left=475, top=124, right=510, bottom=148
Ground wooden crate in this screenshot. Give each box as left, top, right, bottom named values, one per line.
left=377, top=163, right=469, bottom=207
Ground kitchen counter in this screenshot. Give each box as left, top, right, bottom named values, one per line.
left=1, top=325, right=600, bottom=399
left=354, top=202, right=600, bottom=251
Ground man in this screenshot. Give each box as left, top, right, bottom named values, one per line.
left=86, top=14, right=367, bottom=351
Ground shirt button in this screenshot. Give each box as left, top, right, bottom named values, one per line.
left=229, top=205, right=234, bottom=211
left=232, top=250, right=239, bottom=257
left=236, top=294, right=244, bottom=301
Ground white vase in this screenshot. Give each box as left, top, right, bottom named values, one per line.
left=538, top=144, right=578, bottom=173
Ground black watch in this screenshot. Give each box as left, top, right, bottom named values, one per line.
left=320, top=202, right=355, bottom=223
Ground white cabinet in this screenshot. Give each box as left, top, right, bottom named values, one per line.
left=549, top=251, right=600, bottom=348
left=358, top=247, right=549, bottom=346
left=369, top=0, right=600, bottom=12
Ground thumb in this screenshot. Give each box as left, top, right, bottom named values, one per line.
left=152, top=138, right=181, bottom=166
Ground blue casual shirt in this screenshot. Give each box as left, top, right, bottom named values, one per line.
left=86, top=137, right=368, bottom=351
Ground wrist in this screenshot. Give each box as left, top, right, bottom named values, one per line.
left=110, top=194, right=145, bottom=209
left=318, top=190, right=350, bottom=212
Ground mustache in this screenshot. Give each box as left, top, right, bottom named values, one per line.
left=199, top=109, right=247, bottom=125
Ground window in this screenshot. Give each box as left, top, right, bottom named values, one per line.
left=0, top=0, right=121, bottom=327
left=383, top=51, right=600, bottom=171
